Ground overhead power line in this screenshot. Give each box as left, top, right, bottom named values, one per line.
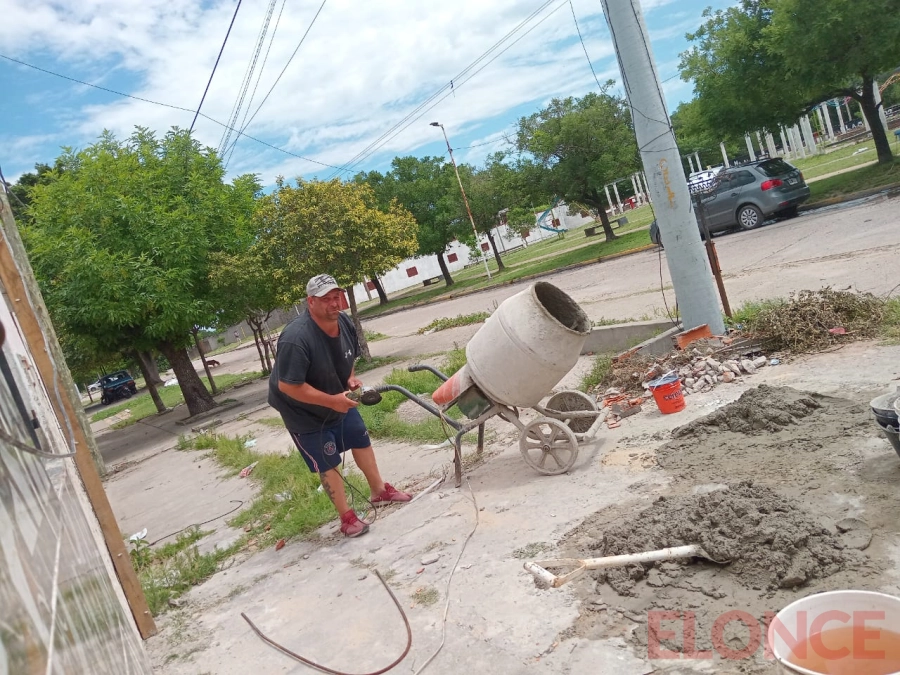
left=229, top=0, right=329, bottom=150
left=223, top=0, right=288, bottom=168
left=327, top=0, right=567, bottom=178
left=0, top=53, right=344, bottom=170
left=190, top=0, right=244, bottom=132
left=218, top=0, right=280, bottom=157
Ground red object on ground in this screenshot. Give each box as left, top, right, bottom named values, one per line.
left=649, top=378, right=685, bottom=415
left=675, top=324, right=713, bottom=350
left=275, top=539, right=286, bottom=551
left=829, top=326, right=847, bottom=335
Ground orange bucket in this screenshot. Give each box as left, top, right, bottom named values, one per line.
left=648, top=374, right=685, bottom=414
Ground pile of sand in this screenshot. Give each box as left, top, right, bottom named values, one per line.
left=589, top=481, right=860, bottom=595
left=672, top=385, right=822, bottom=438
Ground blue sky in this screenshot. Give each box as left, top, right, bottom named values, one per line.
left=0, top=0, right=734, bottom=185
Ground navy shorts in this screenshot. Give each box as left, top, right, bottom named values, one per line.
left=289, top=408, right=371, bottom=473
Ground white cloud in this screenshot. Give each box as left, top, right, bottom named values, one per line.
left=2, top=0, right=703, bottom=184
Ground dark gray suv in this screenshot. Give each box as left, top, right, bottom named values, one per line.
left=650, top=158, right=810, bottom=245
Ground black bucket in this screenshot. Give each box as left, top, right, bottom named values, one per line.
left=876, top=421, right=900, bottom=459
left=870, top=393, right=899, bottom=430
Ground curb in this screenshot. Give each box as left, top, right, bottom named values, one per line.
left=361, top=182, right=900, bottom=325
left=361, top=241, right=659, bottom=323
left=801, top=182, right=900, bottom=210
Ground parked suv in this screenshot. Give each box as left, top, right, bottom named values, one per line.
left=649, top=158, right=810, bottom=246
left=99, top=370, right=137, bottom=405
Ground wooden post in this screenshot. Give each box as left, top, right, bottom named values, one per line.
left=0, top=192, right=157, bottom=638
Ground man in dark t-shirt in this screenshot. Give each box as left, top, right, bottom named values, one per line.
left=268, top=274, right=411, bottom=537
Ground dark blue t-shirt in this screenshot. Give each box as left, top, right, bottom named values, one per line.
left=268, top=311, right=359, bottom=433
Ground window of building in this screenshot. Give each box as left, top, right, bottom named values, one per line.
left=447, top=253, right=458, bottom=263
left=406, top=267, right=418, bottom=277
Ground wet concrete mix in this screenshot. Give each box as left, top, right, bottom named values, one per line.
left=561, top=386, right=899, bottom=673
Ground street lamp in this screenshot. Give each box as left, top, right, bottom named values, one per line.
left=430, top=122, right=492, bottom=279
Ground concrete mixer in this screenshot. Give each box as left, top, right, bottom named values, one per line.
left=374, top=282, right=607, bottom=485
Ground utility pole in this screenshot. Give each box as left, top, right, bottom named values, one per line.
left=599, top=0, right=725, bottom=334
left=430, top=122, right=492, bottom=279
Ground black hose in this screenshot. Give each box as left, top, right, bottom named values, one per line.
left=241, top=569, right=412, bottom=675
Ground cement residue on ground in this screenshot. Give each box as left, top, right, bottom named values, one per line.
left=561, top=385, right=897, bottom=673
left=672, top=385, right=821, bottom=437
left=589, top=481, right=861, bottom=595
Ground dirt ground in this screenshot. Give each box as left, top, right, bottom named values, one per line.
left=92, top=336, right=900, bottom=675
left=561, top=386, right=899, bottom=674
left=92, top=193, right=900, bottom=673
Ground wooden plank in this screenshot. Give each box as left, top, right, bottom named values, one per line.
left=0, top=193, right=157, bottom=638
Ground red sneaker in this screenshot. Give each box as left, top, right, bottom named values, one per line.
left=371, top=483, right=412, bottom=504
left=340, top=510, right=369, bottom=537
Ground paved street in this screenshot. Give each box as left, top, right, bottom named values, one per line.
left=364, top=191, right=900, bottom=337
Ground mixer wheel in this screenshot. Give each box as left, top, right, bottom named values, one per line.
left=519, top=417, right=578, bottom=475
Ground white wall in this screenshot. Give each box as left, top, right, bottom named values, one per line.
left=353, top=202, right=595, bottom=298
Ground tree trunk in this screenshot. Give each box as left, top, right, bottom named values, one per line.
left=595, top=206, right=618, bottom=242
left=132, top=350, right=167, bottom=413
left=372, top=276, right=389, bottom=305
left=856, top=77, right=894, bottom=165
left=191, top=327, right=218, bottom=395
left=247, top=317, right=271, bottom=374
left=137, top=350, right=164, bottom=387
left=437, top=252, right=454, bottom=286
left=250, top=324, right=268, bottom=374
left=345, top=286, right=371, bottom=361
left=159, top=341, right=216, bottom=416
left=486, top=230, right=506, bottom=271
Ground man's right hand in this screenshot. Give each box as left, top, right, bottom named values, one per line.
left=331, top=392, right=360, bottom=413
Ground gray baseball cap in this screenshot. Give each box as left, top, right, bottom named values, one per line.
left=306, top=274, right=341, bottom=297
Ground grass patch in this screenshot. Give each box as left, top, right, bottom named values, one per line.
left=365, top=330, right=389, bottom=342
left=129, top=527, right=238, bottom=616
left=411, top=586, right=440, bottom=607
left=417, top=312, right=490, bottom=334
left=358, top=229, right=653, bottom=319
left=256, top=416, right=285, bottom=428
left=355, top=355, right=402, bottom=374
left=579, top=354, right=613, bottom=393
left=807, top=158, right=900, bottom=203
left=92, top=372, right=262, bottom=425
left=882, top=297, right=900, bottom=343
left=179, top=433, right=369, bottom=548
left=357, top=349, right=468, bottom=443
left=792, top=140, right=878, bottom=178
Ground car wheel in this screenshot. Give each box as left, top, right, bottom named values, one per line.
left=101, top=396, right=110, bottom=405
left=122, top=388, right=133, bottom=399
left=737, top=204, right=764, bottom=230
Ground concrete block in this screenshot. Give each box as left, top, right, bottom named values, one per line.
left=581, top=318, right=678, bottom=355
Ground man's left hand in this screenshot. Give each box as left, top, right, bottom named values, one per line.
left=347, top=376, right=363, bottom=391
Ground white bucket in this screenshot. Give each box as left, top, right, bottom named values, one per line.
left=768, top=590, right=900, bottom=674
left=465, top=282, right=590, bottom=408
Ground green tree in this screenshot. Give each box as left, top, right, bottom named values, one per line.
left=453, top=153, right=528, bottom=272
left=504, top=206, right=536, bottom=244
left=255, top=178, right=418, bottom=359
left=209, top=247, right=281, bottom=374
left=681, top=0, right=900, bottom=164
left=671, top=99, right=746, bottom=170
left=514, top=87, right=639, bottom=241
left=356, top=156, right=461, bottom=287
left=24, top=128, right=258, bottom=416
